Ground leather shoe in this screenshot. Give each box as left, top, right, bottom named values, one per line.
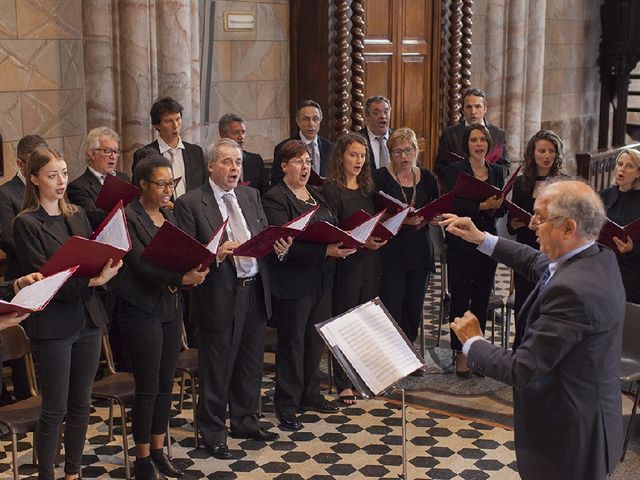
left=231, top=427, right=279, bottom=441
left=134, top=456, right=167, bottom=480
left=150, top=449, right=185, bottom=477
left=204, top=442, right=232, bottom=460
left=276, top=410, right=302, bottom=431
left=300, top=399, right=339, bottom=414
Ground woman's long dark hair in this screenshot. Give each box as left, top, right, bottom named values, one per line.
left=325, top=132, right=373, bottom=194
left=521, top=130, right=564, bottom=193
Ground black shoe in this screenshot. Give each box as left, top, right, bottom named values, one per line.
left=150, top=449, right=185, bottom=478
left=231, top=427, right=279, bottom=441
left=134, top=456, right=167, bottom=480
left=276, top=410, right=302, bottom=431
left=300, top=399, right=339, bottom=414
left=204, top=442, right=233, bottom=460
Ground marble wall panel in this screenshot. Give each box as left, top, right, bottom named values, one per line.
left=257, top=3, right=288, bottom=41
left=256, top=80, right=288, bottom=119
left=0, top=0, right=17, bottom=39
left=60, top=40, right=84, bottom=89
left=16, top=0, right=82, bottom=39
left=63, top=134, right=85, bottom=179
left=230, top=41, right=281, bottom=81
left=2, top=141, right=18, bottom=178
left=21, top=89, right=86, bottom=138
left=213, top=41, right=233, bottom=82
left=0, top=92, right=22, bottom=141
left=208, top=81, right=258, bottom=121
left=242, top=117, right=289, bottom=162
left=0, top=39, right=60, bottom=91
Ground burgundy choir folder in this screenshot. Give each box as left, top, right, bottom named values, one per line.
left=95, top=174, right=140, bottom=211
left=505, top=201, right=532, bottom=226
left=0, top=266, right=78, bottom=315
left=231, top=206, right=319, bottom=258
left=308, top=169, right=325, bottom=187
left=598, top=217, right=640, bottom=253
left=452, top=165, right=521, bottom=202
left=239, top=181, right=251, bottom=187
left=297, top=212, right=383, bottom=249
left=442, top=149, right=465, bottom=165
left=141, top=220, right=226, bottom=273
left=40, top=203, right=132, bottom=277
left=374, top=192, right=455, bottom=230
left=485, top=143, right=504, bottom=164
left=341, top=208, right=410, bottom=241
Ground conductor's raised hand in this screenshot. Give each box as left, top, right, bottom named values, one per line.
left=439, top=214, right=486, bottom=245
left=217, top=240, right=241, bottom=263
left=450, top=311, right=483, bottom=345
left=182, top=264, right=209, bottom=286
left=89, top=258, right=123, bottom=287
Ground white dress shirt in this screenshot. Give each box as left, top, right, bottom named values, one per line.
left=158, top=136, right=187, bottom=198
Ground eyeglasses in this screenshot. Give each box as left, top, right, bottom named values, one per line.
left=390, top=147, right=414, bottom=157
left=529, top=213, right=563, bottom=229
left=93, top=148, right=121, bottom=157
left=147, top=177, right=182, bottom=190
left=289, top=159, right=313, bottom=167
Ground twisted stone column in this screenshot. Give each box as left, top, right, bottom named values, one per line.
left=447, top=0, right=463, bottom=125
left=350, top=0, right=366, bottom=131
left=333, top=0, right=351, bottom=136
left=460, top=0, right=473, bottom=91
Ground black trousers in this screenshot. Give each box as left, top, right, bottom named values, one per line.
left=273, top=286, right=331, bottom=413
left=197, top=281, right=266, bottom=445
left=447, top=247, right=498, bottom=351
left=31, top=321, right=101, bottom=479
left=379, top=266, right=431, bottom=343
left=120, top=314, right=182, bottom=444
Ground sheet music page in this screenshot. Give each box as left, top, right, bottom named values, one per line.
left=10, top=268, right=75, bottom=310
left=383, top=208, right=410, bottom=235
left=206, top=220, right=227, bottom=253
left=285, top=208, right=317, bottom=230
left=350, top=212, right=383, bottom=243
left=319, top=301, right=423, bottom=395
left=94, top=209, right=131, bottom=250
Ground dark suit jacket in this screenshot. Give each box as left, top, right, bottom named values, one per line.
left=468, top=239, right=624, bottom=480
left=242, top=150, right=270, bottom=195
left=12, top=207, right=108, bottom=339
left=67, top=168, right=131, bottom=230
left=357, top=126, right=393, bottom=172
left=173, top=183, right=272, bottom=331
left=115, top=198, right=184, bottom=315
left=435, top=122, right=510, bottom=180
left=0, top=175, right=26, bottom=279
left=270, top=134, right=333, bottom=186
left=261, top=182, right=336, bottom=299
left=132, top=139, right=208, bottom=192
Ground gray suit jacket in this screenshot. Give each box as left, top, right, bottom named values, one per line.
left=468, top=238, right=624, bottom=480
left=0, top=175, right=25, bottom=279
left=173, top=182, right=272, bottom=331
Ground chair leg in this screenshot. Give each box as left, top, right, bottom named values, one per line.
left=490, top=310, right=496, bottom=345
left=166, top=421, right=173, bottom=458
left=108, top=398, right=115, bottom=441
left=622, top=381, right=640, bottom=461
left=419, top=314, right=425, bottom=358
left=192, top=375, right=199, bottom=447
left=178, top=371, right=186, bottom=413
left=118, top=400, right=131, bottom=480
left=11, top=432, right=19, bottom=480
left=327, top=350, right=333, bottom=394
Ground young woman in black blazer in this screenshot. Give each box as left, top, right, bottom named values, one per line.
left=117, top=155, right=208, bottom=480
left=442, top=124, right=505, bottom=377
left=262, top=140, right=356, bottom=432
left=507, top=130, right=565, bottom=348
left=12, top=147, right=122, bottom=480
left=373, top=128, right=439, bottom=345
left=322, top=133, right=386, bottom=405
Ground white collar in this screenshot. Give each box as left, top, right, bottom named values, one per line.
left=158, top=136, right=185, bottom=154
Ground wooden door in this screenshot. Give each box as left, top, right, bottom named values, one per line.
left=363, top=0, right=441, bottom=170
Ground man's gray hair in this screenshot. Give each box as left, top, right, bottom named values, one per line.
left=205, top=138, right=241, bottom=164
left=81, top=126, right=120, bottom=161
left=541, top=179, right=606, bottom=242
left=218, top=113, right=245, bottom=135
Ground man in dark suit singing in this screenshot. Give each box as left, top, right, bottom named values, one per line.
left=357, top=95, right=393, bottom=171
left=441, top=180, right=624, bottom=480
left=67, top=126, right=131, bottom=230
left=174, top=139, right=289, bottom=459
left=218, top=113, right=270, bottom=195
left=270, top=100, right=333, bottom=185
left=435, top=87, right=510, bottom=182
left=132, top=96, right=208, bottom=197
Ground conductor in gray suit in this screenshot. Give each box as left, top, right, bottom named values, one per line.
left=441, top=180, right=624, bottom=480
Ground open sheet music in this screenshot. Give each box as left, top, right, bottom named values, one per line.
left=0, top=267, right=78, bottom=315
left=93, top=204, right=131, bottom=250
left=317, top=299, right=424, bottom=397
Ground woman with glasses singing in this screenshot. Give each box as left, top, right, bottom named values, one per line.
left=373, top=127, right=439, bottom=346
left=442, top=123, right=505, bottom=378
left=508, top=130, right=566, bottom=348
left=13, top=147, right=122, bottom=480
left=67, top=126, right=131, bottom=230
left=262, top=140, right=356, bottom=432
left=116, top=154, right=208, bottom=479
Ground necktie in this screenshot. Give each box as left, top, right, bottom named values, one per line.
left=376, top=136, right=389, bottom=168
left=222, top=193, right=254, bottom=276
left=310, top=142, right=320, bottom=174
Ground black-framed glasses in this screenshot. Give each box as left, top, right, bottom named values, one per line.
left=147, top=177, right=182, bottom=190
left=529, top=213, right=563, bottom=229
left=390, top=147, right=414, bottom=157
left=93, top=148, right=121, bottom=157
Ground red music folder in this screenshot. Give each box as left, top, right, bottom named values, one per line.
left=297, top=211, right=383, bottom=249
left=231, top=206, right=319, bottom=258
left=141, top=220, right=227, bottom=273
left=442, top=149, right=465, bottom=165
left=505, top=200, right=532, bottom=226
left=239, top=181, right=251, bottom=187
left=598, top=217, right=640, bottom=253
left=40, top=203, right=132, bottom=277
left=486, top=143, right=504, bottom=164
left=452, top=165, right=521, bottom=202
left=95, top=174, right=140, bottom=211
left=341, top=208, right=410, bottom=241
left=0, top=266, right=78, bottom=315
left=374, top=191, right=455, bottom=230
left=308, top=169, right=325, bottom=187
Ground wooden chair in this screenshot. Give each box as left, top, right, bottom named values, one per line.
left=91, top=334, right=136, bottom=479
left=621, top=302, right=640, bottom=461
left=429, top=225, right=450, bottom=348
left=0, top=325, right=41, bottom=480
left=174, top=322, right=198, bottom=445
